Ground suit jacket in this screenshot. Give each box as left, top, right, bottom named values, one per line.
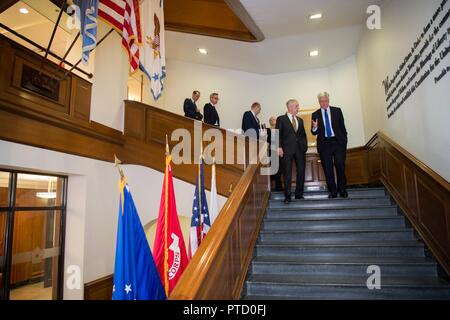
left=242, top=110, right=261, bottom=139
left=276, top=114, right=308, bottom=155
left=184, top=98, right=203, bottom=120
left=311, top=106, right=348, bottom=151
left=204, top=103, right=220, bottom=127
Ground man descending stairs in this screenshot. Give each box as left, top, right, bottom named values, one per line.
left=243, top=187, right=450, bottom=300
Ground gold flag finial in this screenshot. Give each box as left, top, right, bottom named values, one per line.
left=114, top=154, right=125, bottom=181
left=165, top=134, right=170, bottom=156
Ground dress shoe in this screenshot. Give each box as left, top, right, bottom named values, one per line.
left=284, top=196, right=292, bottom=204
left=328, top=192, right=338, bottom=199
left=295, top=195, right=304, bottom=200
left=339, top=190, right=349, bottom=198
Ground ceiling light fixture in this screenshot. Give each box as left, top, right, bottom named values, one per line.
left=309, top=13, right=323, bottom=20
left=19, top=8, right=29, bottom=14
left=309, top=50, right=319, bottom=57
left=36, top=192, right=57, bottom=199
left=198, top=48, right=208, bottom=55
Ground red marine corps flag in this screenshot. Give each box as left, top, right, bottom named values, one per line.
left=153, top=138, right=189, bottom=296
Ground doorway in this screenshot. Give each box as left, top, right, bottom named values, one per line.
left=0, top=170, right=67, bottom=300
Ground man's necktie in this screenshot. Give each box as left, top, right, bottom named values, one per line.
left=291, top=115, right=297, bottom=132
left=324, top=109, right=333, bottom=137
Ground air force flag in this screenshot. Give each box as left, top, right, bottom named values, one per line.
left=140, top=0, right=166, bottom=101
left=112, top=180, right=166, bottom=300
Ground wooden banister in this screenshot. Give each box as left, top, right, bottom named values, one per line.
left=170, top=163, right=270, bottom=300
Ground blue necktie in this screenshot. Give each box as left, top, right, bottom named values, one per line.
left=324, top=109, right=333, bottom=137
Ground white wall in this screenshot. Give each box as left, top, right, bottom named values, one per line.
left=0, top=140, right=226, bottom=299
left=163, top=56, right=366, bottom=148
left=357, top=0, right=450, bottom=181
left=90, top=21, right=129, bottom=132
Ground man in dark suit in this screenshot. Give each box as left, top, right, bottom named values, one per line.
left=277, top=99, right=308, bottom=203
left=204, top=93, right=220, bottom=127
left=242, top=102, right=262, bottom=139
left=311, top=92, right=348, bottom=198
left=183, top=90, right=203, bottom=120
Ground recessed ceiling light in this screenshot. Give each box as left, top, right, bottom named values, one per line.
left=19, top=7, right=29, bottom=14
left=309, top=13, right=323, bottom=20
left=309, top=50, right=319, bottom=57
left=198, top=48, right=208, bottom=55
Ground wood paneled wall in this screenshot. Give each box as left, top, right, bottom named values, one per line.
left=376, top=132, right=450, bottom=277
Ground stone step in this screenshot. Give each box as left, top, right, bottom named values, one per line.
left=256, top=241, right=425, bottom=258
left=251, top=256, right=437, bottom=277
left=268, top=197, right=392, bottom=209
left=259, top=229, right=416, bottom=243
left=271, top=188, right=386, bottom=200
left=262, top=216, right=405, bottom=231
left=244, top=274, right=450, bottom=300
left=266, top=205, right=399, bottom=219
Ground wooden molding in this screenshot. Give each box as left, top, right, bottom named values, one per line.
left=223, top=0, right=265, bottom=42
left=164, top=0, right=264, bottom=42
left=84, top=274, right=113, bottom=300
left=0, top=0, right=19, bottom=14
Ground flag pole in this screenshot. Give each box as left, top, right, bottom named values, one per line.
left=58, top=31, right=80, bottom=70
left=114, top=154, right=125, bottom=181
left=199, top=125, right=203, bottom=238
left=114, top=154, right=126, bottom=215
left=40, top=0, right=66, bottom=74
left=59, top=28, right=115, bottom=81
left=163, top=135, right=170, bottom=296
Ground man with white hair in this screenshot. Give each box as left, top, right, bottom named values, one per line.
left=277, top=99, right=308, bottom=203
left=312, top=92, right=348, bottom=198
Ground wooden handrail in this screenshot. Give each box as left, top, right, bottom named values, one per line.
left=170, top=162, right=270, bottom=300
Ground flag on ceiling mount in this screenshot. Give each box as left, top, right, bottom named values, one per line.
left=72, top=0, right=99, bottom=65
left=140, top=0, right=167, bottom=100
left=153, top=144, right=189, bottom=297
left=112, top=176, right=166, bottom=300
left=98, top=0, right=142, bottom=72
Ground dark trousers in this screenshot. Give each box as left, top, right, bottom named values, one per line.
left=319, top=138, right=347, bottom=194
left=283, top=151, right=306, bottom=197
left=271, top=156, right=283, bottom=190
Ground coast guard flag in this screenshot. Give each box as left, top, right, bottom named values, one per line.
left=73, top=0, right=99, bottom=65
left=112, top=178, right=166, bottom=300
left=140, top=0, right=167, bottom=100
left=189, top=157, right=211, bottom=259
left=153, top=153, right=189, bottom=296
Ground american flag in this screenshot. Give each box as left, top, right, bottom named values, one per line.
left=98, top=0, right=142, bottom=72
left=189, top=158, right=211, bottom=259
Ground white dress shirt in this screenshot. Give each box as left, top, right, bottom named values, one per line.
left=287, top=113, right=298, bottom=132
left=312, top=107, right=335, bottom=137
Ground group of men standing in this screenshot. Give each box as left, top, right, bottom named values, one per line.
left=183, top=90, right=348, bottom=204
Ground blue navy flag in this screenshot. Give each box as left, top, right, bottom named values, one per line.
left=112, top=182, right=166, bottom=300
left=189, top=158, right=211, bottom=258
left=73, top=0, right=98, bottom=65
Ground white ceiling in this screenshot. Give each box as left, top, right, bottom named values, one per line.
left=166, top=0, right=384, bottom=74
